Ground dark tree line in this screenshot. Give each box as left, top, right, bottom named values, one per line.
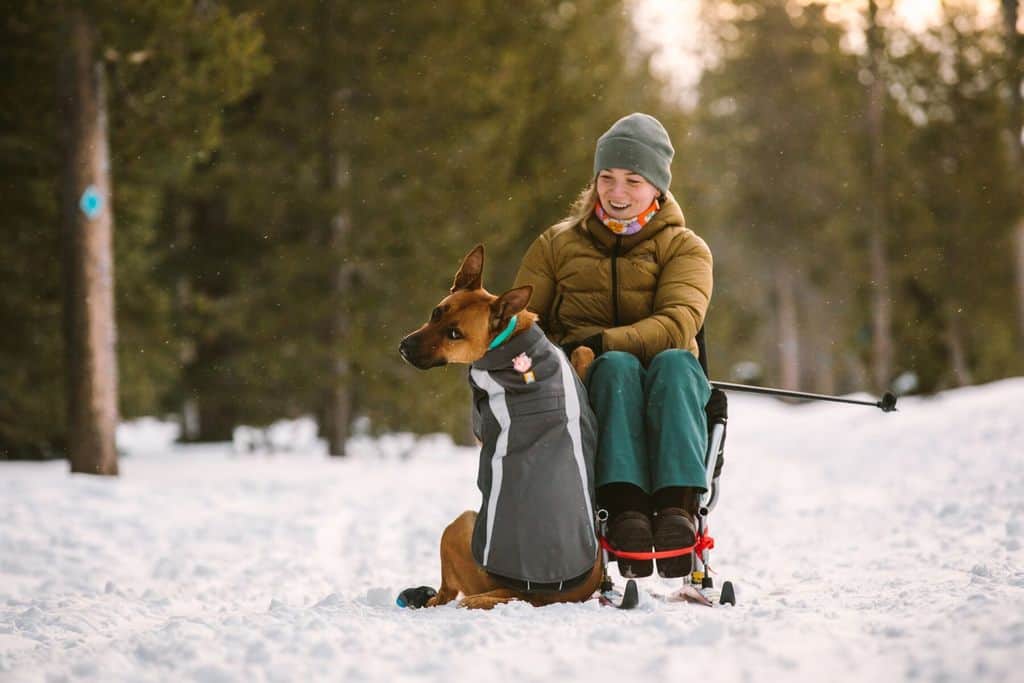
left=1, top=1, right=1021, bottom=468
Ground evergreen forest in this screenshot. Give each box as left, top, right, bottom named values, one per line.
left=3, top=0, right=1022, bottom=462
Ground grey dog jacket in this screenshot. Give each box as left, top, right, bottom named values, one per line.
left=468, top=323, right=599, bottom=585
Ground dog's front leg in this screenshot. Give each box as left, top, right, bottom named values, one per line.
left=459, top=589, right=521, bottom=610
left=426, top=510, right=501, bottom=607
left=426, top=587, right=458, bottom=608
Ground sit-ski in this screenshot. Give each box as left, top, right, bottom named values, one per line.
left=598, top=399, right=736, bottom=609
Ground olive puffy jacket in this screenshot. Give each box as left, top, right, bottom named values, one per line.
left=512, top=193, right=713, bottom=366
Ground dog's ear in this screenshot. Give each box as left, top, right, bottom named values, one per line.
left=451, top=244, right=485, bottom=292
left=490, top=285, right=533, bottom=331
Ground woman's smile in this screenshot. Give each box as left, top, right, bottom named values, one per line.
left=596, top=168, right=660, bottom=219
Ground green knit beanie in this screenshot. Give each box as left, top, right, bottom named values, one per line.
left=593, top=113, right=674, bottom=193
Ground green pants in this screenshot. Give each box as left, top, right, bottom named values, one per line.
left=586, top=350, right=711, bottom=493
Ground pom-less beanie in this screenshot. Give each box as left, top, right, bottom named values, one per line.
left=593, top=113, right=674, bottom=193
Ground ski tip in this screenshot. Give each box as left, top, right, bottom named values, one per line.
left=619, top=579, right=639, bottom=609
left=719, top=581, right=736, bottom=606
left=597, top=578, right=640, bottom=609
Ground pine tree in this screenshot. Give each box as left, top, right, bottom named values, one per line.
left=1002, top=0, right=1024, bottom=344
left=59, top=4, right=119, bottom=474
left=0, top=1, right=267, bottom=461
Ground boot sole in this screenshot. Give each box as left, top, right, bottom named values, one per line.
left=654, top=519, right=695, bottom=578
left=609, top=517, right=653, bottom=578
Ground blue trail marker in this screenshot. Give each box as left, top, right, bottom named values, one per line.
left=79, top=186, right=103, bottom=220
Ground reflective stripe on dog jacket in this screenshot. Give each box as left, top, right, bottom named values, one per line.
left=468, top=324, right=598, bottom=584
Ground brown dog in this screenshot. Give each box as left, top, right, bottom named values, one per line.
left=398, top=245, right=602, bottom=610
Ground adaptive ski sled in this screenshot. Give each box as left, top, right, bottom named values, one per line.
left=598, top=384, right=732, bottom=609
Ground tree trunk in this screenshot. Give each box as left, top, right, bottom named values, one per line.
left=326, top=354, right=353, bottom=456
left=173, top=202, right=201, bottom=442
left=59, top=7, right=119, bottom=475
left=868, top=229, right=892, bottom=390
left=1003, top=0, right=1024, bottom=343
left=810, top=289, right=837, bottom=396
left=797, top=282, right=837, bottom=395
left=325, top=204, right=358, bottom=456
left=318, top=0, right=354, bottom=456
left=866, top=0, right=893, bottom=392
left=774, top=265, right=800, bottom=391
left=182, top=396, right=200, bottom=441
left=1017, top=220, right=1024, bottom=343
left=945, top=306, right=973, bottom=387
left=323, top=210, right=354, bottom=457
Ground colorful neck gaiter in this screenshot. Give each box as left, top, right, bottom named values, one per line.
left=594, top=198, right=660, bottom=236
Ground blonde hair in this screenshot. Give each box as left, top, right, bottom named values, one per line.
left=551, top=183, right=598, bottom=232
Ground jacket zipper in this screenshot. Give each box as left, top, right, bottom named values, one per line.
left=611, top=236, right=622, bottom=326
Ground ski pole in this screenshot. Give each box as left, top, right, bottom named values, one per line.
left=710, top=381, right=898, bottom=412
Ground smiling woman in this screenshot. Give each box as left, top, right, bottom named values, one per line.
left=512, top=112, right=714, bottom=581
left=595, top=169, right=661, bottom=233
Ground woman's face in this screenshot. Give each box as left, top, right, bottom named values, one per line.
left=596, top=168, right=660, bottom=219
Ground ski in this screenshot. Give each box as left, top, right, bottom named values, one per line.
left=652, top=584, right=714, bottom=606
left=597, top=578, right=639, bottom=609
left=647, top=579, right=736, bottom=607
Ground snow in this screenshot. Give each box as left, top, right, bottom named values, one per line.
left=3, top=379, right=1023, bottom=682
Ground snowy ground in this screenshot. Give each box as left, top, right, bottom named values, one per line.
left=2, top=379, right=1023, bottom=683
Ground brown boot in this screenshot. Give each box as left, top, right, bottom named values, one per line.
left=607, top=511, right=653, bottom=578
left=652, top=507, right=697, bottom=578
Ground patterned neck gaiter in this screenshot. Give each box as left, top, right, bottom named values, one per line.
left=594, top=198, right=660, bottom=236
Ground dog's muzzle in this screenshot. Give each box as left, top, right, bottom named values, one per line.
left=398, top=336, right=416, bottom=363
left=399, top=335, right=446, bottom=369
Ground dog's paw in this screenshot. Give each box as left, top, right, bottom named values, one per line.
left=459, top=594, right=516, bottom=610
left=396, top=585, right=437, bottom=609
left=570, top=346, right=595, bottom=380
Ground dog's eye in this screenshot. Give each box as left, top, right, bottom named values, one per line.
left=446, top=328, right=462, bottom=341
left=430, top=308, right=442, bottom=323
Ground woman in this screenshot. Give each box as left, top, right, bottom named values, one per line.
left=512, top=112, right=713, bottom=579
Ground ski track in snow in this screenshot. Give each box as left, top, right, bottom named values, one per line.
left=2, top=379, right=1023, bottom=682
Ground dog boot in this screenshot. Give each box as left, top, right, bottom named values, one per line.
left=607, top=511, right=653, bottom=578
left=396, top=585, right=437, bottom=608
left=652, top=507, right=697, bottom=578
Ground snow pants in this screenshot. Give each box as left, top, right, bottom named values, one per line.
left=586, top=349, right=711, bottom=493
